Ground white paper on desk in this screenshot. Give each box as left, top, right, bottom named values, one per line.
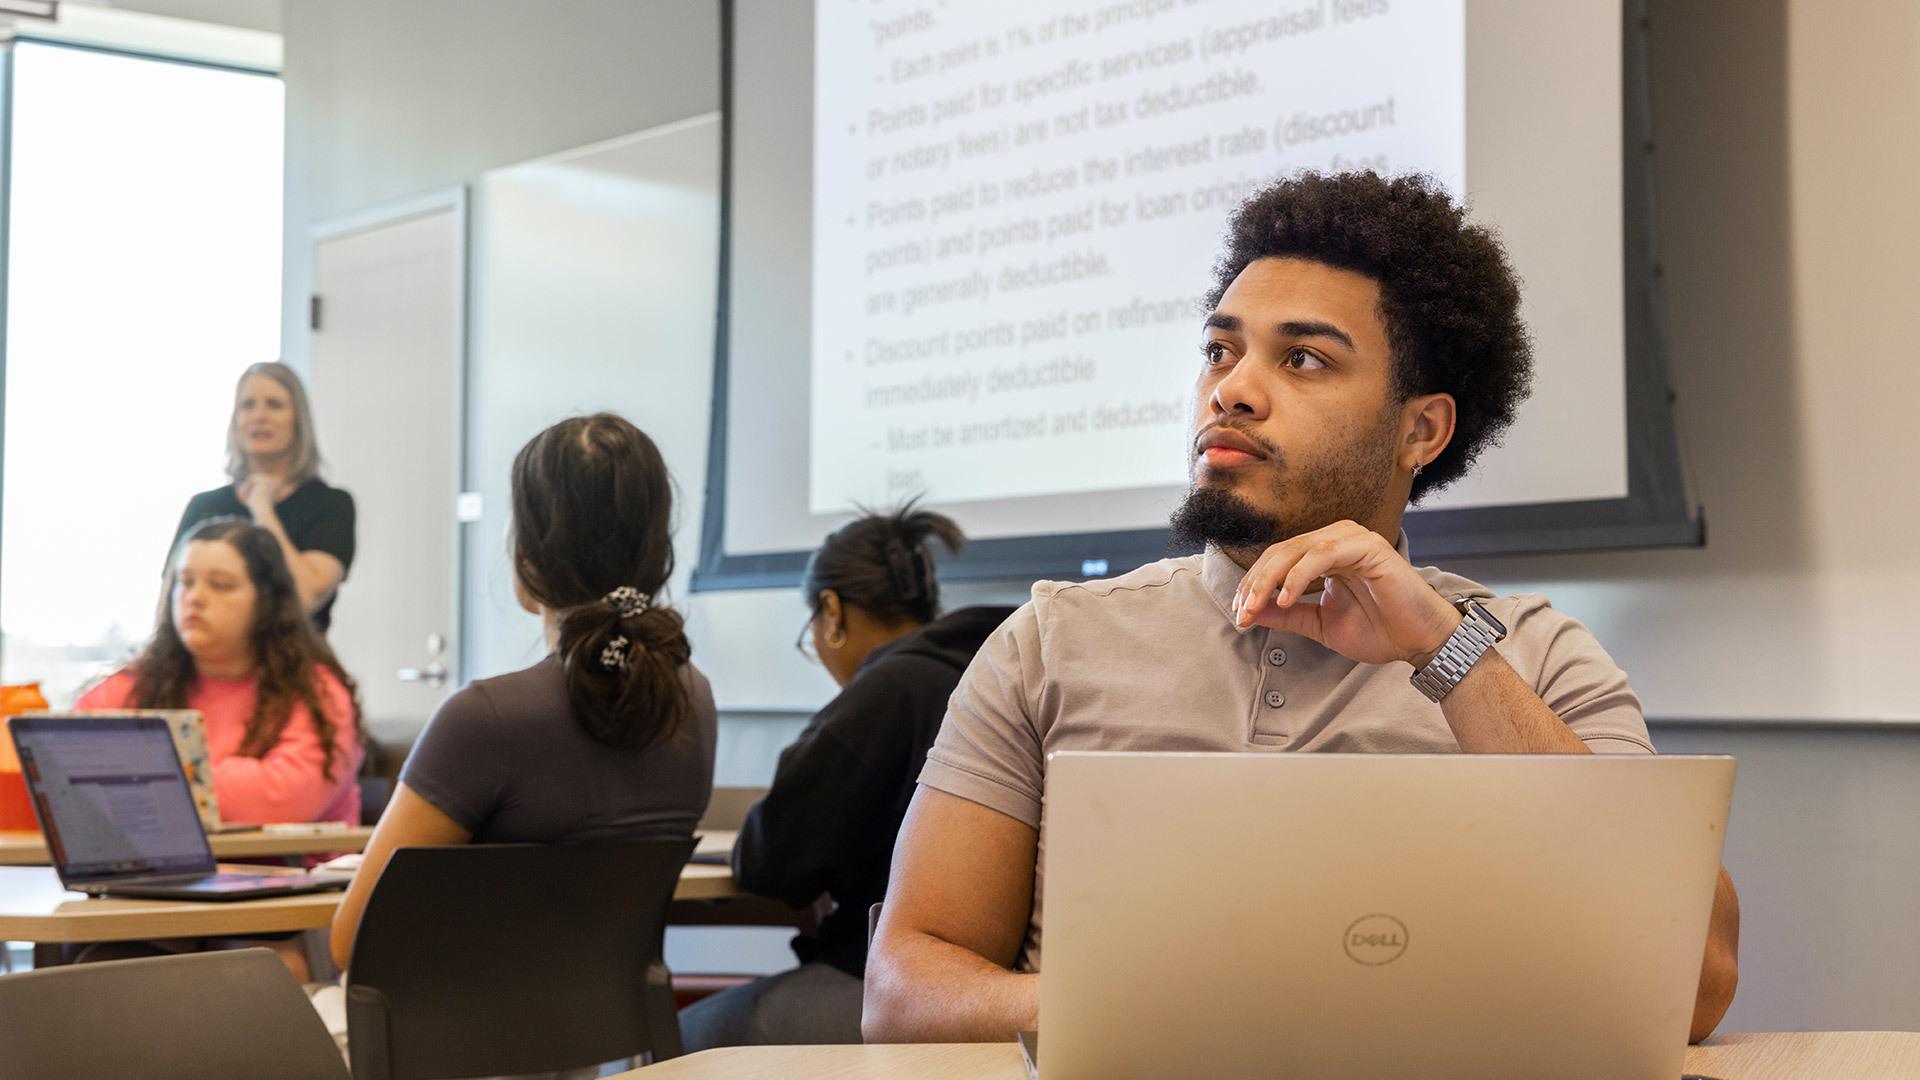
left=316, top=852, right=364, bottom=873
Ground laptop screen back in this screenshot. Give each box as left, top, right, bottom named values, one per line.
left=1037, top=752, right=1735, bottom=1080
left=8, top=715, right=215, bottom=884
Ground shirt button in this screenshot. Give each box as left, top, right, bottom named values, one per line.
left=1268, top=647, right=1288, bottom=667
left=1264, top=690, right=1286, bottom=709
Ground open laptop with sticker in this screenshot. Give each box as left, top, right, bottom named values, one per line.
left=32, top=709, right=256, bottom=833
left=6, top=714, right=347, bottom=901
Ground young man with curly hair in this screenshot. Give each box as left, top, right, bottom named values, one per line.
left=863, top=172, right=1740, bottom=1044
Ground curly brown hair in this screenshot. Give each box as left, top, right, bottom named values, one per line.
left=1206, top=172, right=1534, bottom=502
left=130, top=518, right=364, bottom=781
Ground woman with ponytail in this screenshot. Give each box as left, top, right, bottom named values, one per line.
left=679, top=501, right=1013, bottom=1050
left=330, top=413, right=716, bottom=969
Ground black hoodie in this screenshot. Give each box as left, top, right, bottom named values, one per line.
left=732, top=604, right=1017, bottom=977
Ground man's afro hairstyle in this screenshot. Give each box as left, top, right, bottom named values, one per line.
left=1206, top=172, right=1533, bottom=502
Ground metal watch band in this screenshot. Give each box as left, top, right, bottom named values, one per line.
left=1409, top=600, right=1506, bottom=704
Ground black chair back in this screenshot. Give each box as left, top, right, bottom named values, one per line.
left=0, top=948, right=348, bottom=1079
left=345, top=838, right=695, bottom=1080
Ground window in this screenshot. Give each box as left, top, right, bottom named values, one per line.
left=0, top=42, right=283, bottom=704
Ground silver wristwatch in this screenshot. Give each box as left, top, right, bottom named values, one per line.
left=1409, top=598, right=1508, bottom=703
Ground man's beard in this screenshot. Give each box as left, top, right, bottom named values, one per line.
left=1168, top=486, right=1284, bottom=551
left=1169, top=411, right=1399, bottom=554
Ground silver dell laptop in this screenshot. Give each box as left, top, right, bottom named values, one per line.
left=1033, top=752, right=1733, bottom=1080
left=7, top=714, right=348, bottom=901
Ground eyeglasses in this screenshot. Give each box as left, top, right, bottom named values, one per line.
left=795, top=610, right=820, bottom=663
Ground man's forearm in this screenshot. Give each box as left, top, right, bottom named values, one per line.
left=1435, top=650, right=1591, bottom=754
left=1437, top=651, right=1742, bottom=1041
left=864, top=929, right=1039, bottom=1042
left=1690, top=867, right=1740, bottom=1042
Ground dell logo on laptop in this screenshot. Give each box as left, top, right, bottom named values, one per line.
left=1344, top=914, right=1409, bottom=966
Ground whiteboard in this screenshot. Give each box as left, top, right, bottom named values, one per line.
left=462, top=114, right=837, bottom=711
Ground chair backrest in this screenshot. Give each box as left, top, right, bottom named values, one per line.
left=0, top=948, right=349, bottom=1080
left=357, top=721, right=418, bottom=824
left=345, top=837, right=695, bottom=1080
left=697, top=784, right=767, bottom=830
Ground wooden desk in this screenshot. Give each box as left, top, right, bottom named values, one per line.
left=631, top=1044, right=1022, bottom=1079
left=1687, top=1031, right=1920, bottom=1076
left=0, top=827, right=375, bottom=866
left=0, top=831, right=744, bottom=944
left=619, top=1032, right=1920, bottom=1078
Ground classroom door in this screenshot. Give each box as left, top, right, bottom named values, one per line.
left=307, top=198, right=465, bottom=740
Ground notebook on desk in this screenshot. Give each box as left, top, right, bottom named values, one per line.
left=1031, top=752, right=1734, bottom=1080
left=5, top=715, right=348, bottom=901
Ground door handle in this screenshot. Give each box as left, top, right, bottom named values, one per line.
left=397, top=661, right=449, bottom=688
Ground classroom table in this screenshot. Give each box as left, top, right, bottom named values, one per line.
left=0, top=830, right=747, bottom=945
left=0, top=826, right=376, bottom=866
left=619, top=1032, right=1920, bottom=1078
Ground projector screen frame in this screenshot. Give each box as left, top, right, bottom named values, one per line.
left=693, top=0, right=1701, bottom=593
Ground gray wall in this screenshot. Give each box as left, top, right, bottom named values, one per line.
left=105, top=0, right=282, bottom=34
left=1653, top=721, right=1920, bottom=1032
left=277, top=0, right=1920, bottom=1029
left=279, top=0, right=719, bottom=367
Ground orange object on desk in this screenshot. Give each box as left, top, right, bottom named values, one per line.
left=0, top=683, right=50, bottom=830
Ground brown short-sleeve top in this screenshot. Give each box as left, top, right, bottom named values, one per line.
left=919, top=534, right=1653, bottom=970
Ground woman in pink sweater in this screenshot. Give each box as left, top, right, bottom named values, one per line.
left=80, top=518, right=364, bottom=825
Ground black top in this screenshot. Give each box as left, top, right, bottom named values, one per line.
left=173, top=480, right=356, bottom=632
left=733, top=605, right=1017, bottom=978
left=400, top=655, right=718, bottom=844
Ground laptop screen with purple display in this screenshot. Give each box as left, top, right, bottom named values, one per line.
left=8, top=714, right=215, bottom=885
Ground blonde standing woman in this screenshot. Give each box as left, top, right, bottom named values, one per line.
left=173, top=362, right=356, bottom=632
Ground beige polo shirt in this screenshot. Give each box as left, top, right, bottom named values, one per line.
left=917, top=535, right=1654, bottom=971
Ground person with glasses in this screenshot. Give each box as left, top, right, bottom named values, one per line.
left=678, top=501, right=1013, bottom=1050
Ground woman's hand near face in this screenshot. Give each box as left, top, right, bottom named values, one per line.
left=235, top=475, right=343, bottom=616
left=240, top=474, right=284, bottom=518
